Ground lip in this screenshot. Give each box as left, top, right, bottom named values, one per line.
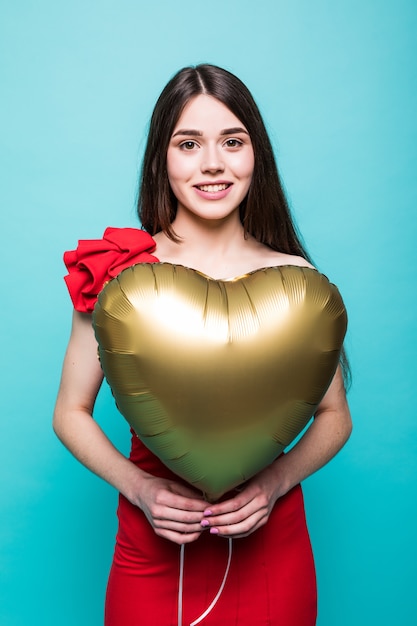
left=194, top=180, right=232, bottom=188
left=193, top=181, right=233, bottom=201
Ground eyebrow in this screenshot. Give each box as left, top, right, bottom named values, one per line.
left=172, top=127, right=249, bottom=138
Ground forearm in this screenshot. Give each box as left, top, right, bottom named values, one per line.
left=268, top=404, right=352, bottom=497
left=53, top=408, right=147, bottom=503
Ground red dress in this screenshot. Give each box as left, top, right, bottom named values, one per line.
left=64, top=227, right=317, bottom=626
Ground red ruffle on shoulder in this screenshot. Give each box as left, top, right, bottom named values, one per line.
left=64, top=227, right=159, bottom=313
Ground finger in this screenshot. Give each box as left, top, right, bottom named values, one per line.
left=203, top=490, right=258, bottom=517
left=208, top=510, right=268, bottom=538
left=156, top=528, right=203, bottom=545
left=151, top=503, right=207, bottom=526
left=203, top=498, right=263, bottom=527
left=202, top=509, right=251, bottom=528
left=158, top=490, right=209, bottom=513
left=153, top=516, right=206, bottom=534
left=201, top=496, right=269, bottom=530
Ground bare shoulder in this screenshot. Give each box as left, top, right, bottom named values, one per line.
left=257, top=246, right=315, bottom=270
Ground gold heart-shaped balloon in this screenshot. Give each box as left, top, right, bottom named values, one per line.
left=93, top=263, right=347, bottom=501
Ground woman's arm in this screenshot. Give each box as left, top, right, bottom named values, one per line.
left=199, top=366, right=352, bottom=537
left=53, top=310, right=209, bottom=544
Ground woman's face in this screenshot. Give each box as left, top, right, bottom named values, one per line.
left=167, top=94, right=254, bottom=225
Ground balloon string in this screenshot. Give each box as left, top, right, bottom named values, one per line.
left=178, top=544, right=185, bottom=626
left=177, top=538, right=233, bottom=626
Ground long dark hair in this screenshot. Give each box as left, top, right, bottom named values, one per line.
left=137, top=64, right=350, bottom=387
left=138, top=64, right=311, bottom=260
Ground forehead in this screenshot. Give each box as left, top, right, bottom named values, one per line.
left=173, top=94, right=246, bottom=132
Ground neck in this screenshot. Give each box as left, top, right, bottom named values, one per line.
left=169, top=211, right=246, bottom=256
left=153, top=211, right=259, bottom=278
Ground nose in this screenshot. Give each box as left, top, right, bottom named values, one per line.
left=201, top=144, right=225, bottom=174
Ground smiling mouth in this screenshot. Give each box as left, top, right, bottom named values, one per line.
left=195, top=183, right=231, bottom=193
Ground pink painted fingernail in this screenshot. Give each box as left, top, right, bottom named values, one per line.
left=204, top=509, right=213, bottom=516
left=201, top=519, right=210, bottom=527
left=210, top=528, right=219, bottom=535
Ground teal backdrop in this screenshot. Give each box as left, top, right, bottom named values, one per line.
left=1, top=1, right=416, bottom=624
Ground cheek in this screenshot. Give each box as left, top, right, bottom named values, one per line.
left=166, top=149, right=193, bottom=185
left=236, top=149, right=255, bottom=180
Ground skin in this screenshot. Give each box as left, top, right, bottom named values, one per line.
left=53, top=94, right=352, bottom=545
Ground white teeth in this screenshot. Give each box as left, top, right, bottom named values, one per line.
left=198, top=184, right=229, bottom=192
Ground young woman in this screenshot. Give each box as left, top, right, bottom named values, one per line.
left=54, top=64, right=352, bottom=625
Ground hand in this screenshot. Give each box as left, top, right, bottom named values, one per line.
left=199, top=465, right=283, bottom=539
left=134, top=474, right=210, bottom=545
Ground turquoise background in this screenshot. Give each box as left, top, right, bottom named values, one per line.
left=1, top=1, right=416, bottom=624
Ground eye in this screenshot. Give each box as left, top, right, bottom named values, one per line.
left=179, top=140, right=199, bottom=151
left=224, top=138, right=243, bottom=148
